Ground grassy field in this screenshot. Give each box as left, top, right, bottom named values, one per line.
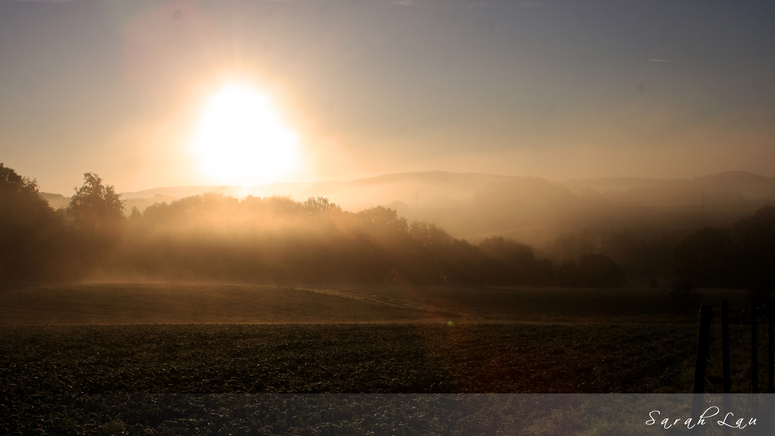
left=3, top=322, right=773, bottom=435
left=0, top=283, right=440, bottom=325
left=0, top=323, right=697, bottom=435
left=0, top=282, right=754, bottom=325
left=1, top=283, right=770, bottom=434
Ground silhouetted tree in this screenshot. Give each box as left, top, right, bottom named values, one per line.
left=408, top=222, right=455, bottom=283
left=410, top=222, right=452, bottom=250
left=598, top=230, right=674, bottom=284
left=733, top=205, right=775, bottom=291
left=0, top=163, right=51, bottom=214
left=357, top=206, right=408, bottom=237
left=478, top=236, right=539, bottom=285
left=67, top=172, right=125, bottom=228
left=304, top=196, right=340, bottom=216
left=129, top=206, right=142, bottom=222
left=64, top=173, right=126, bottom=276
left=552, top=231, right=597, bottom=263
left=671, top=227, right=733, bottom=288
left=0, top=164, right=71, bottom=282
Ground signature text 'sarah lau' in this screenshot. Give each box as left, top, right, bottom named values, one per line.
left=647, top=407, right=756, bottom=430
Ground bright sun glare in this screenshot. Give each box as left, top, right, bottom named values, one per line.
left=190, top=84, right=300, bottom=186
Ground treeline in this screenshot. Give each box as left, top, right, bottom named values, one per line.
left=3, top=164, right=772, bottom=290
left=670, top=206, right=775, bottom=291
left=1, top=165, right=627, bottom=287
left=548, top=230, right=676, bottom=287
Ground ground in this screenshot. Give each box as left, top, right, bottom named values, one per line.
left=0, top=283, right=770, bottom=434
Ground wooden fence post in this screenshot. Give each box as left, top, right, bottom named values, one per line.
left=752, top=302, right=758, bottom=393
left=691, top=305, right=713, bottom=436
left=722, top=300, right=731, bottom=393
left=693, top=304, right=713, bottom=394
left=769, top=302, right=773, bottom=393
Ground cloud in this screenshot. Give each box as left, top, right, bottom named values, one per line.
left=648, top=59, right=673, bottom=63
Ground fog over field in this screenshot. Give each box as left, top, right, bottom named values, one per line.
left=106, top=169, right=775, bottom=245
left=38, top=169, right=775, bottom=251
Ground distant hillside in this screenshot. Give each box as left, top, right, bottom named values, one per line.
left=697, top=171, right=775, bottom=200
left=562, top=177, right=663, bottom=195
left=563, top=171, right=775, bottom=203
left=116, top=171, right=518, bottom=212
left=120, top=185, right=241, bottom=199
left=40, top=170, right=774, bottom=246
left=39, top=192, right=69, bottom=210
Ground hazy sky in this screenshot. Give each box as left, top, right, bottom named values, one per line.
left=1, top=0, right=774, bottom=194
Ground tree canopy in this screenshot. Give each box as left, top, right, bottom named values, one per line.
left=67, top=172, right=125, bottom=226
left=0, top=163, right=68, bottom=282
left=0, top=163, right=51, bottom=214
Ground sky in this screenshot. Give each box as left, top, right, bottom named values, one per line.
left=1, top=0, right=774, bottom=195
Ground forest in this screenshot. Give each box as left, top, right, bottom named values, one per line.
left=2, top=163, right=773, bottom=293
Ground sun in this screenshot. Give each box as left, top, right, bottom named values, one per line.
left=190, top=84, right=300, bottom=186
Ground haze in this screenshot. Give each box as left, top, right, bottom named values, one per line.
left=1, top=0, right=773, bottom=195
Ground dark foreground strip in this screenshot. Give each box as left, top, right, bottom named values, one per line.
left=2, top=394, right=774, bottom=435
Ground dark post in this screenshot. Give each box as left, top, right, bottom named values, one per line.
left=752, top=302, right=758, bottom=393
left=769, top=302, right=774, bottom=393
left=694, top=305, right=713, bottom=393
left=693, top=305, right=713, bottom=393
left=722, top=300, right=731, bottom=393
left=692, top=305, right=713, bottom=436
left=722, top=300, right=732, bottom=436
